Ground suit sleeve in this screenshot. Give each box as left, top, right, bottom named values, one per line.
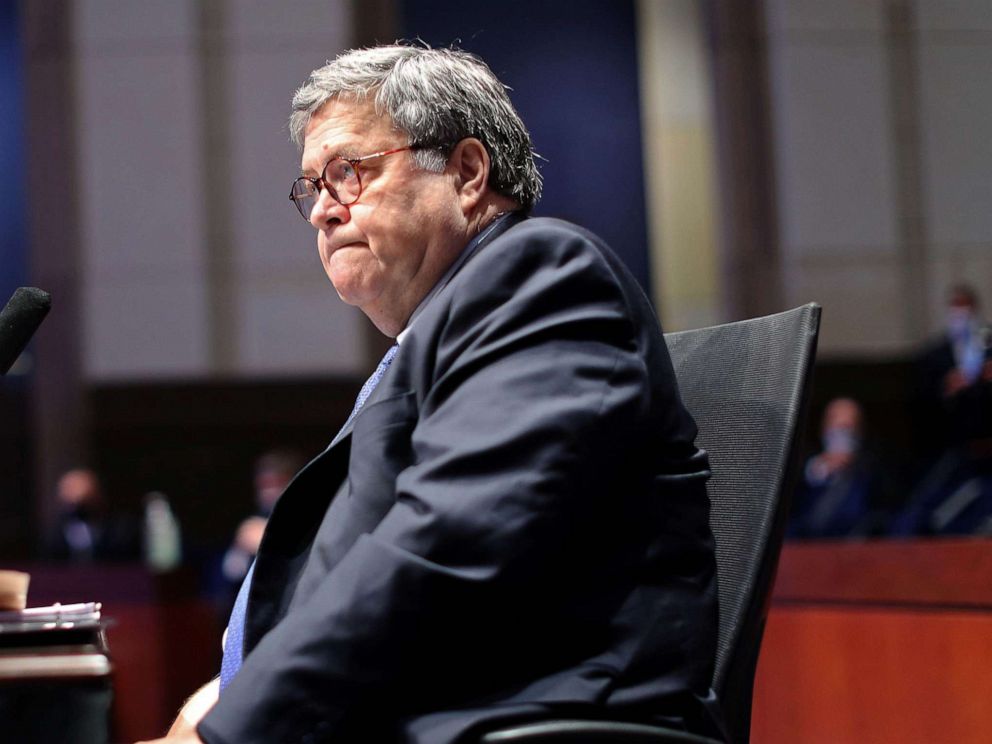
left=199, top=224, right=659, bottom=743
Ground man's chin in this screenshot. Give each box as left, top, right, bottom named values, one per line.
left=327, top=274, right=374, bottom=306
left=331, top=285, right=357, bottom=305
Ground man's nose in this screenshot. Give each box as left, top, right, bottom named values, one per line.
left=309, top=189, right=350, bottom=229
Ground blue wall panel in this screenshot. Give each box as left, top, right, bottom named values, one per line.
left=399, top=0, right=653, bottom=297
left=0, top=1, right=25, bottom=304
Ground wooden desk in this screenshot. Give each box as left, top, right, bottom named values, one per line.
left=752, top=540, right=992, bottom=743
left=0, top=622, right=112, bottom=744
left=11, top=564, right=221, bottom=743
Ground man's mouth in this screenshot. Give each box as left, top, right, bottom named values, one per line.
left=330, top=242, right=366, bottom=253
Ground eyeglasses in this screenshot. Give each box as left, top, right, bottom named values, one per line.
left=289, top=145, right=417, bottom=223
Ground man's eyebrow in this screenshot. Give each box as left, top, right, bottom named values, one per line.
left=300, top=147, right=360, bottom=176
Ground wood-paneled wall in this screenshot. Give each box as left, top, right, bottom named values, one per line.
left=752, top=540, right=992, bottom=743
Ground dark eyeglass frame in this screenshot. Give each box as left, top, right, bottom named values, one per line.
left=289, top=145, right=419, bottom=222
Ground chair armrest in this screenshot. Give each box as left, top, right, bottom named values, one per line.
left=479, top=719, right=722, bottom=743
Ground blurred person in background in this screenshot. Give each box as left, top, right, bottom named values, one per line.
left=221, top=449, right=303, bottom=585
left=46, top=468, right=140, bottom=562
left=891, top=284, right=992, bottom=535
left=919, top=284, right=992, bottom=449
left=788, top=397, right=892, bottom=539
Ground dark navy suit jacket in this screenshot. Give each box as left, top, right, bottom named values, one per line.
left=199, top=215, right=721, bottom=743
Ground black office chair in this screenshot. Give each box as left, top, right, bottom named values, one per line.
left=481, top=304, right=821, bottom=744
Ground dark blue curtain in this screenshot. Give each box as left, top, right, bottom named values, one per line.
left=399, top=0, right=653, bottom=298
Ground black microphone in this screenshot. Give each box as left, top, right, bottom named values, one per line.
left=0, top=287, right=52, bottom=374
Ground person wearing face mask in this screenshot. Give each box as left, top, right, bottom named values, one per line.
left=918, top=285, right=992, bottom=445
left=934, top=285, right=992, bottom=402
left=45, top=468, right=141, bottom=562
left=787, top=397, right=890, bottom=538
left=892, top=285, right=992, bottom=535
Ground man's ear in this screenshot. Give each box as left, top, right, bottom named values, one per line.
left=447, top=138, right=490, bottom=213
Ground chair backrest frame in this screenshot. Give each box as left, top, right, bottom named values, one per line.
left=664, top=304, right=821, bottom=744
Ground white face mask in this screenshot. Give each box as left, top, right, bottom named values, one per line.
left=822, top=427, right=859, bottom=455
left=946, top=307, right=975, bottom=341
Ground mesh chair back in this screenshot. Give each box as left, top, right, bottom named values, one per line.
left=665, top=304, right=820, bottom=743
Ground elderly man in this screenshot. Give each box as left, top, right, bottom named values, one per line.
left=149, top=44, right=722, bottom=744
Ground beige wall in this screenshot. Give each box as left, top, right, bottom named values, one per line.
left=71, top=0, right=365, bottom=380
left=637, top=0, right=724, bottom=332
left=916, top=1, right=992, bottom=331
left=767, top=0, right=905, bottom=355
left=766, top=0, right=992, bottom=357
left=637, top=0, right=992, bottom=356
left=56, top=0, right=992, bottom=369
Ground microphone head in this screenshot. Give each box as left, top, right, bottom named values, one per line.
left=0, top=287, right=52, bottom=374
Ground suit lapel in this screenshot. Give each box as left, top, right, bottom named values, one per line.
left=245, top=437, right=350, bottom=650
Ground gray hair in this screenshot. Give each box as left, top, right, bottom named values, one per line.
left=290, top=44, right=542, bottom=211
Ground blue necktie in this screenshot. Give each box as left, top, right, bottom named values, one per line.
left=343, top=343, right=400, bottom=429
left=219, top=560, right=254, bottom=691
left=218, top=344, right=400, bottom=692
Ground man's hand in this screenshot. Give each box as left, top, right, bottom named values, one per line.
left=135, top=678, right=218, bottom=743
left=944, top=368, right=969, bottom=397
left=808, top=451, right=854, bottom=481
left=234, top=516, right=267, bottom=555
left=135, top=734, right=202, bottom=744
